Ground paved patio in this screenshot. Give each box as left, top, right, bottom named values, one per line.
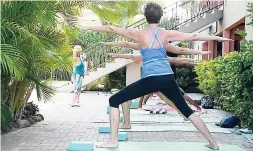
left=1, top=88, right=253, bottom=151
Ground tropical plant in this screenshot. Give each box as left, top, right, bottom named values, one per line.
left=1, top=1, right=81, bottom=128
left=1, top=103, right=13, bottom=130
left=85, top=1, right=143, bottom=27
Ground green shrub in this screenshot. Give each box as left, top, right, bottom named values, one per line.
left=175, top=66, right=201, bottom=93
left=85, top=67, right=126, bottom=91
left=195, top=51, right=253, bottom=129
left=85, top=78, right=105, bottom=91
left=104, top=67, right=126, bottom=90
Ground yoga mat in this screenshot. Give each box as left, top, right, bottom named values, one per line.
left=130, top=109, right=180, bottom=115
left=142, top=105, right=175, bottom=111
left=100, top=125, right=231, bottom=133
left=142, top=105, right=200, bottom=112
left=129, top=116, right=221, bottom=123
left=94, top=142, right=245, bottom=151
left=98, top=116, right=220, bottom=123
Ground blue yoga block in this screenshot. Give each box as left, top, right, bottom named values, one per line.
left=118, top=132, right=128, bottom=141
left=69, top=141, right=93, bottom=151
left=130, top=99, right=139, bottom=109
left=107, top=106, right=110, bottom=114
left=120, top=116, right=124, bottom=122
left=99, top=126, right=111, bottom=133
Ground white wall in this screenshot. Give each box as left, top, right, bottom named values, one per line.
left=126, top=50, right=141, bottom=86
left=126, top=63, right=141, bottom=86
left=222, top=0, right=248, bottom=30
left=245, top=11, right=253, bottom=41
left=191, top=26, right=211, bottom=59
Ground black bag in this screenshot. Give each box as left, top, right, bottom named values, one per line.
left=201, top=95, right=214, bottom=109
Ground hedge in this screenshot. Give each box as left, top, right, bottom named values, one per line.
left=195, top=50, right=253, bottom=129
left=175, top=66, right=202, bottom=93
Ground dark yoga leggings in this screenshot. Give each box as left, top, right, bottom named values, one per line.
left=109, top=74, right=194, bottom=118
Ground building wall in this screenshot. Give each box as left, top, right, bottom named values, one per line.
left=191, top=26, right=212, bottom=60
left=222, top=0, right=248, bottom=30
left=192, top=1, right=252, bottom=59
left=245, top=11, right=253, bottom=41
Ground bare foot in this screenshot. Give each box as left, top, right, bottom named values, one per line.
left=119, top=123, right=131, bottom=129
left=205, top=143, right=219, bottom=150
left=76, top=102, right=80, bottom=107
left=196, top=108, right=201, bottom=112
left=96, top=140, right=119, bottom=148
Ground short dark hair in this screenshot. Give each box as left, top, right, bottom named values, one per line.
left=144, top=3, right=163, bottom=24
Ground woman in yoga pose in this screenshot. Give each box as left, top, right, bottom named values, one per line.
left=101, top=41, right=202, bottom=128
left=76, top=2, right=232, bottom=149
left=102, top=41, right=202, bottom=110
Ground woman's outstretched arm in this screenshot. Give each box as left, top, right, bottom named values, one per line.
left=166, top=44, right=211, bottom=55
left=108, top=53, right=142, bottom=62
left=76, top=24, right=139, bottom=41
left=102, top=41, right=210, bottom=55
left=108, top=53, right=197, bottom=66
left=165, top=30, right=233, bottom=42
left=101, top=42, right=139, bottom=50
left=168, top=57, right=198, bottom=66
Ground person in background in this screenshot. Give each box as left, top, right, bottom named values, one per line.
left=71, top=45, right=85, bottom=107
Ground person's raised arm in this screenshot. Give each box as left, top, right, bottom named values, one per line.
left=101, top=42, right=139, bottom=50
left=168, top=57, right=198, bottom=66
left=166, top=44, right=211, bottom=55
left=108, top=53, right=142, bottom=62
left=165, top=30, right=233, bottom=42
left=76, top=24, right=139, bottom=41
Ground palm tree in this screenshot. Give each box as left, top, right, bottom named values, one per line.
left=1, top=1, right=82, bottom=127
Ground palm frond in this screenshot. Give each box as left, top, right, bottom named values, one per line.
left=1, top=103, right=13, bottom=128
left=1, top=19, right=43, bottom=47
left=1, top=44, right=27, bottom=80
left=27, top=76, right=55, bottom=102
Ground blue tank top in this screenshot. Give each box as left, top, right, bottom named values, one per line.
left=74, top=57, right=85, bottom=76
left=140, top=27, right=174, bottom=78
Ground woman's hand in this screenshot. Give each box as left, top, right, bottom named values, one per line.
left=200, top=51, right=212, bottom=55
left=108, top=53, right=117, bottom=58
left=217, top=37, right=234, bottom=42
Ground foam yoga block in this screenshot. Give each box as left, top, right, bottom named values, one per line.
left=107, top=106, right=110, bottom=114
left=120, top=116, right=124, bottom=122
left=118, top=132, right=128, bottom=141
left=99, top=126, right=128, bottom=141
left=130, top=99, right=139, bottom=109
left=69, top=141, right=93, bottom=151
left=99, top=126, right=111, bottom=133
